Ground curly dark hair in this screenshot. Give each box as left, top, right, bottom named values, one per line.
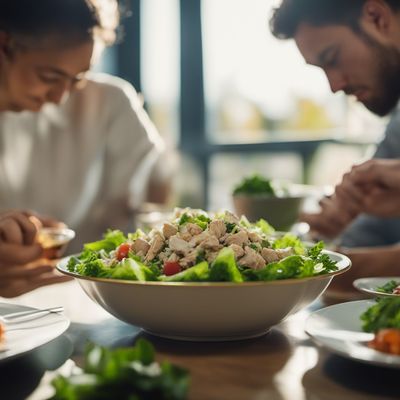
left=0, top=0, right=120, bottom=47
left=270, top=0, right=400, bottom=39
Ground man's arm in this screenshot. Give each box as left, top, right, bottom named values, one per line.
left=302, top=108, right=400, bottom=245
left=340, top=108, right=400, bottom=247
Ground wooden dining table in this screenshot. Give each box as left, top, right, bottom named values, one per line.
left=0, top=280, right=398, bottom=400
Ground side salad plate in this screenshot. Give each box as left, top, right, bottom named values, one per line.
left=306, top=300, right=400, bottom=369
left=353, top=277, right=400, bottom=297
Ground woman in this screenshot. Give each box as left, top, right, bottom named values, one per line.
left=0, top=0, right=166, bottom=297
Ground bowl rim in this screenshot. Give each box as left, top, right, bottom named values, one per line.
left=232, top=193, right=305, bottom=200
left=37, top=227, right=76, bottom=243
left=56, top=249, right=351, bottom=287
left=232, top=183, right=315, bottom=200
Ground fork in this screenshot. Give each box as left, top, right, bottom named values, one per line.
left=0, top=306, right=64, bottom=324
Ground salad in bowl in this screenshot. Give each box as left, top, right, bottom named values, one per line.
left=66, top=209, right=338, bottom=283
left=58, top=208, right=351, bottom=341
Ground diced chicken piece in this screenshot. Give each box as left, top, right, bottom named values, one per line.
left=239, top=246, right=266, bottom=270
left=158, top=251, right=167, bottom=262
left=208, top=220, right=227, bottom=239
left=225, top=230, right=248, bottom=247
left=180, top=250, right=198, bottom=268
left=189, top=231, right=209, bottom=247
left=224, top=211, right=240, bottom=224
left=179, top=231, right=192, bottom=241
left=167, top=252, right=180, bottom=263
left=229, top=244, right=244, bottom=260
left=132, top=238, right=150, bottom=257
left=219, top=233, right=228, bottom=243
left=147, top=228, right=162, bottom=240
left=169, top=235, right=193, bottom=255
left=158, top=248, right=172, bottom=262
left=248, top=231, right=262, bottom=243
left=229, top=244, right=245, bottom=259
left=261, top=247, right=294, bottom=264
left=162, top=223, right=178, bottom=239
left=261, top=248, right=280, bottom=263
left=276, top=247, right=294, bottom=260
left=199, top=236, right=220, bottom=251
left=185, top=223, right=203, bottom=236
left=145, top=233, right=165, bottom=262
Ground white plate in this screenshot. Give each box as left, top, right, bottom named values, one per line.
left=0, top=303, right=70, bottom=362
left=353, top=277, right=400, bottom=297
left=305, top=300, right=400, bottom=369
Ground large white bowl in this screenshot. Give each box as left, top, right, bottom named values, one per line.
left=57, top=250, right=350, bottom=341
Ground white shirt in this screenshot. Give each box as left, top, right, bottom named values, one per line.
left=0, top=73, right=164, bottom=252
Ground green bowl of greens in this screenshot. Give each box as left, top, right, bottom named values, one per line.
left=57, top=208, right=350, bottom=341
left=232, top=175, right=307, bottom=231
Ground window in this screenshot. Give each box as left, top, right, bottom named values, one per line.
left=101, top=0, right=387, bottom=209
left=141, top=0, right=180, bottom=146
left=202, top=0, right=385, bottom=144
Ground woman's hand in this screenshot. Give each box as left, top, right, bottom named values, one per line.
left=0, top=258, right=70, bottom=298
left=0, top=211, right=42, bottom=266
left=0, top=211, right=70, bottom=298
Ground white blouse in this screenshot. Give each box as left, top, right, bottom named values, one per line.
left=0, top=72, right=164, bottom=251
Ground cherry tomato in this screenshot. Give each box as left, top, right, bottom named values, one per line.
left=116, top=243, right=131, bottom=261
left=369, top=328, right=400, bottom=355
left=163, top=261, right=181, bottom=276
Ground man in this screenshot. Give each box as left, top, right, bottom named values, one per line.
left=270, top=0, right=400, bottom=300
left=0, top=0, right=168, bottom=297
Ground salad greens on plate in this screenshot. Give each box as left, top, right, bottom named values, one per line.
left=67, top=209, right=338, bottom=283
left=361, top=297, right=400, bottom=333
left=377, top=280, right=400, bottom=295
left=49, top=339, right=189, bottom=400
left=360, top=297, right=400, bottom=356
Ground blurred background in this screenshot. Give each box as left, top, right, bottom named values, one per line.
left=98, top=0, right=387, bottom=211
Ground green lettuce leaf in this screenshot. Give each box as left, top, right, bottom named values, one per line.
left=252, top=255, right=304, bottom=281
left=377, top=280, right=400, bottom=294
left=256, top=219, right=275, bottom=235
left=361, top=297, right=400, bottom=333
left=110, top=258, right=156, bottom=281
left=209, top=248, right=243, bottom=282
left=178, top=213, right=211, bottom=230
left=84, top=230, right=127, bottom=252
left=49, top=339, right=190, bottom=400
left=160, top=261, right=209, bottom=282
left=272, top=234, right=306, bottom=255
